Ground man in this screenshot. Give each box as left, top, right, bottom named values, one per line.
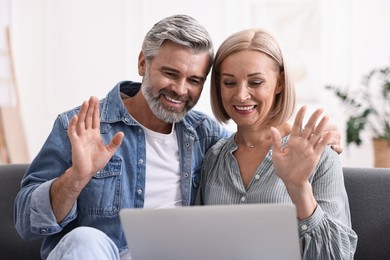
left=14, top=15, right=342, bottom=259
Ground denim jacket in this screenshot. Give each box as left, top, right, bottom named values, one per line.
left=14, top=81, right=230, bottom=259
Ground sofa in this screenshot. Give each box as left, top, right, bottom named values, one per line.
left=343, top=167, right=390, bottom=259
left=0, top=164, right=42, bottom=259
left=1, top=164, right=390, bottom=260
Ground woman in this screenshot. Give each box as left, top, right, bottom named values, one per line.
left=197, top=28, right=357, bottom=259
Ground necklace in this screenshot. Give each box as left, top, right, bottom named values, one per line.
left=236, top=137, right=272, bottom=149
left=235, top=135, right=259, bottom=149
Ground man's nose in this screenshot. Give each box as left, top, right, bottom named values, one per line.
left=171, top=79, right=188, bottom=96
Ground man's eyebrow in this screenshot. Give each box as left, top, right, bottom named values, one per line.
left=159, top=66, right=179, bottom=73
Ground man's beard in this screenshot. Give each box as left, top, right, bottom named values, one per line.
left=141, top=70, right=199, bottom=123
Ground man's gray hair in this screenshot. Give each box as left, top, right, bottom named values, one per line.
left=142, top=14, right=214, bottom=71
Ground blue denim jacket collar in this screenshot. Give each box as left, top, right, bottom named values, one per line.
left=100, top=80, right=140, bottom=125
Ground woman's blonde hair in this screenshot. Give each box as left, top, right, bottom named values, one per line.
left=210, top=28, right=295, bottom=126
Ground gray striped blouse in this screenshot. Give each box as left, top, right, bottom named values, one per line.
left=196, top=134, right=358, bottom=260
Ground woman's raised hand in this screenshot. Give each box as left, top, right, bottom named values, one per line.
left=270, top=106, right=332, bottom=187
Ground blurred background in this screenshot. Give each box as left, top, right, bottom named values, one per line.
left=1, top=0, right=389, bottom=167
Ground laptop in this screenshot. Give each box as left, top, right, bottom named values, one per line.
left=119, top=204, right=301, bottom=260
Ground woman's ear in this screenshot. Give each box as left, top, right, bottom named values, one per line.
left=138, top=51, right=146, bottom=76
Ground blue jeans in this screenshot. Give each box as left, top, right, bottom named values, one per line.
left=47, top=227, right=120, bottom=260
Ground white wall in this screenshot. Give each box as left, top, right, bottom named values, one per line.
left=9, top=0, right=390, bottom=167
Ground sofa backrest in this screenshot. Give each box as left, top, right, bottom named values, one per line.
left=1, top=164, right=390, bottom=259
left=343, top=167, right=390, bottom=260
left=0, top=164, right=42, bottom=259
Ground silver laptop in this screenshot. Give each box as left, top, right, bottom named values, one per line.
left=119, top=204, right=301, bottom=260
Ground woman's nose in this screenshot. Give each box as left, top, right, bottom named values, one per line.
left=236, top=84, right=250, bottom=102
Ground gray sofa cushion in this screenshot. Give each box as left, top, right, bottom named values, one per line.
left=0, top=164, right=42, bottom=260
left=343, top=167, right=390, bottom=260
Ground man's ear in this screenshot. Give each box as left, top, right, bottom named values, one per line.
left=138, top=51, right=146, bottom=76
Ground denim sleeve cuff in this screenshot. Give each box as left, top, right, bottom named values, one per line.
left=297, top=204, right=325, bottom=236
left=30, top=179, right=77, bottom=235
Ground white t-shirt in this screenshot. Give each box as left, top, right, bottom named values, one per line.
left=140, top=123, right=182, bottom=208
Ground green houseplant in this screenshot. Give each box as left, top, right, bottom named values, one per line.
left=326, top=64, right=390, bottom=167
